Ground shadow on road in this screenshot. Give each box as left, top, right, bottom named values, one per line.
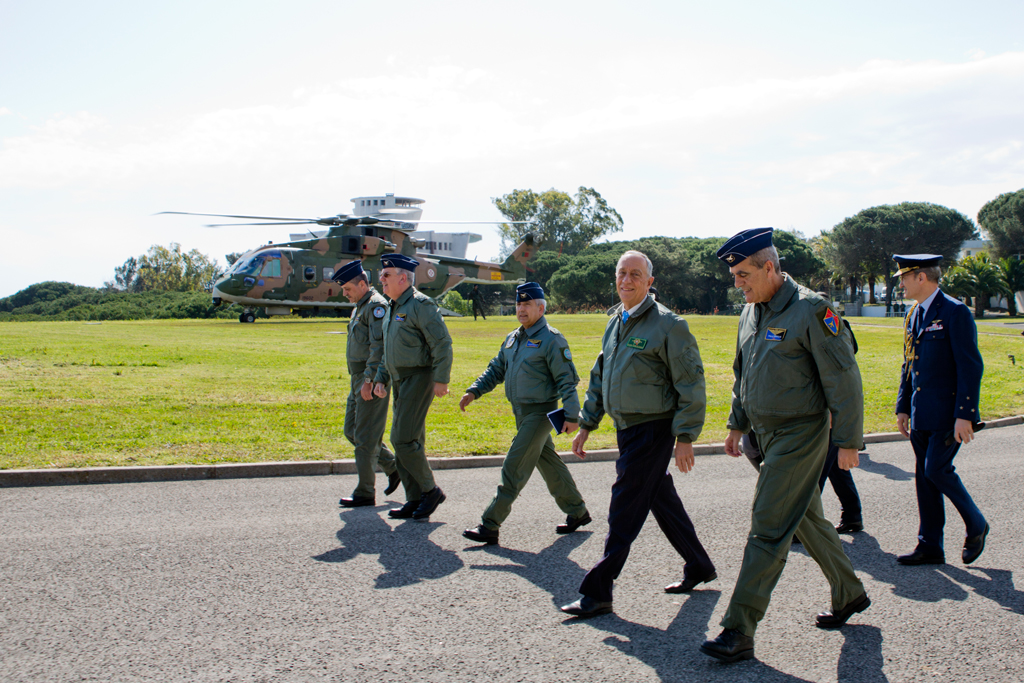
left=840, top=533, right=969, bottom=603
left=857, top=451, right=913, bottom=481
left=312, top=509, right=464, bottom=589
left=838, top=624, right=889, bottom=682
left=938, top=565, right=1024, bottom=615
left=561, top=589, right=836, bottom=682
left=467, top=532, right=592, bottom=606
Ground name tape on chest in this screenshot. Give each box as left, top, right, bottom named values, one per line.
left=526, top=339, right=541, bottom=348
left=626, top=337, right=647, bottom=350
left=819, top=307, right=841, bottom=336
left=373, top=306, right=385, bottom=319
left=765, top=327, right=787, bottom=342
left=394, top=313, right=406, bottom=322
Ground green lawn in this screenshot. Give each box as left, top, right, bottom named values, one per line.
left=1, top=315, right=1022, bottom=469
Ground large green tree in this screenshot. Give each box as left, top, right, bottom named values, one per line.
left=996, top=256, right=1024, bottom=316
left=109, top=243, right=223, bottom=293
left=958, top=254, right=1003, bottom=318
left=821, top=202, right=978, bottom=308
left=492, top=187, right=623, bottom=258
left=978, top=188, right=1024, bottom=258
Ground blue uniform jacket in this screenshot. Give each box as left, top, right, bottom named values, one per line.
left=896, top=289, right=984, bottom=431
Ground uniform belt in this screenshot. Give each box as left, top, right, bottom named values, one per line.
left=515, top=400, right=558, bottom=416
left=393, top=366, right=431, bottom=380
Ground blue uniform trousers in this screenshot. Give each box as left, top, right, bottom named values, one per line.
left=910, top=429, right=986, bottom=550
left=819, top=440, right=862, bottom=523
left=579, top=418, right=714, bottom=603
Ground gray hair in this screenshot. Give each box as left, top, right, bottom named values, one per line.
left=618, top=250, right=654, bottom=278
left=748, top=246, right=780, bottom=273
left=920, top=266, right=941, bottom=283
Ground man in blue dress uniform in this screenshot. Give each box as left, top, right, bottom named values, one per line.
left=893, top=254, right=989, bottom=566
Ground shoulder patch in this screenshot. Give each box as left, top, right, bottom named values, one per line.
left=819, top=307, right=840, bottom=336
left=505, top=334, right=516, bottom=348
left=373, top=306, right=385, bottom=319
left=563, top=348, right=572, bottom=361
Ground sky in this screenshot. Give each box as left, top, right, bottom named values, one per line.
left=2, top=0, right=1023, bottom=298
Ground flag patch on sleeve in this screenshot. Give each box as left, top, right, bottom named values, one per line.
left=820, top=308, right=840, bottom=336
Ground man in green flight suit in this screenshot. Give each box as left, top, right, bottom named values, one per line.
left=458, top=282, right=591, bottom=545
left=372, top=254, right=453, bottom=520
left=701, top=228, right=869, bottom=663
left=333, top=260, right=400, bottom=507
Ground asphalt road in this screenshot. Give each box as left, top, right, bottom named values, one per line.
left=2, top=426, right=1022, bottom=683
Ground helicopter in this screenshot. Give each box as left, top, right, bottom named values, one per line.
left=160, top=195, right=542, bottom=322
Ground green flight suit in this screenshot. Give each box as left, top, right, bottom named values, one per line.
left=344, top=287, right=397, bottom=498
left=375, top=286, right=453, bottom=502
left=466, top=315, right=588, bottom=530
left=722, top=274, right=865, bottom=637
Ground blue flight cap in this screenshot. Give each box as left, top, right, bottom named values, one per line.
left=379, top=254, right=419, bottom=272
left=893, top=254, right=943, bottom=278
left=516, top=282, right=545, bottom=301
left=716, top=227, right=775, bottom=266
left=332, top=259, right=365, bottom=284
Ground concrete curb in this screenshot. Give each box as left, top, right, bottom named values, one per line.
left=3, top=416, right=1022, bottom=488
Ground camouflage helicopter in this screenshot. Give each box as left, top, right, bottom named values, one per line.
left=161, top=195, right=541, bottom=322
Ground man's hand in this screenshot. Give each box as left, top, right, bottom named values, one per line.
left=954, top=417, right=975, bottom=444
left=837, top=447, right=860, bottom=470
left=571, top=428, right=590, bottom=459
left=434, top=382, right=449, bottom=398
left=360, top=381, right=374, bottom=401
left=373, top=382, right=387, bottom=399
left=562, top=421, right=579, bottom=435
left=675, top=441, right=695, bottom=474
left=896, top=413, right=910, bottom=438
left=459, top=393, right=474, bottom=412
left=724, top=429, right=745, bottom=458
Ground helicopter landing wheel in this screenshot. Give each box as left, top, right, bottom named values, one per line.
left=240, top=311, right=256, bottom=323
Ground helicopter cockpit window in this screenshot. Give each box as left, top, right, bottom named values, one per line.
left=260, top=259, right=281, bottom=278
left=236, top=256, right=264, bottom=276
left=303, top=266, right=316, bottom=282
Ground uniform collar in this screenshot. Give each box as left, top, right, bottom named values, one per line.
left=356, top=289, right=373, bottom=307
left=621, top=295, right=655, bottom=320
left=393, top=286, right=416, bottom=306
left=917, top=287, right=941, bottom=318
left=765, top=274, right=797, bottom=312
left=521, top=315, right=547, bottom=337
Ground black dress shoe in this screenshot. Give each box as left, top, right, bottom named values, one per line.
left=412, top=487, right=446, bottom=519
left=835, top=520, right=864, bottom=534
left=560, top=596, right=613, bottom=618
left=897, top=547, right=945, bottom=565
left=462, top=524, right=499, bottom=545
left=339, top=495, right=375, bottom=508
left=388, top=500, right=421, bottom=519
left=665, top=571, right=717, bottom=594
left=556, top=512, right=592, bottom=534
left=816, top=592, right=870, bottom=628
left=700, top=628, right=755, bottom=663
left=963, top=523, right=990, bottom=565
left=384, top=471, right=401, bottom=496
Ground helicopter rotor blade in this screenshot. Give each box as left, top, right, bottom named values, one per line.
left=157, top=211, right=335, bottom=222
left=203, top=221, right=322, bottom=228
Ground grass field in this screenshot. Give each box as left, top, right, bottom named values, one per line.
left=2, top=314, right=1022, bottom=470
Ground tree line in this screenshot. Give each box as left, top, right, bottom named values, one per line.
left=5, top=186, right=1022, bottom=321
